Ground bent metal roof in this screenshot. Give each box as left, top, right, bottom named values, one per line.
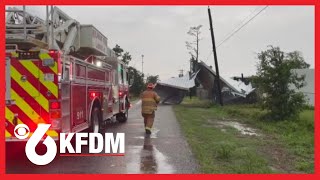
left=157, top=61, right=255, bottom=97
left=157, top=70, right=200, bottom=90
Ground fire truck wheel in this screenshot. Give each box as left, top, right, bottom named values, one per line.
left=117, top=102, right=129, bottom=123
left=91, top=106, right=102, bottom=133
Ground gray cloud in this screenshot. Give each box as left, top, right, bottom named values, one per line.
left=8, top=5, right=314, bottom=80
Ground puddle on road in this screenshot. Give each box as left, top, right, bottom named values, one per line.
left=208, top=120, right=261, bottom=136
left=126, top=135, right=174, bottom=174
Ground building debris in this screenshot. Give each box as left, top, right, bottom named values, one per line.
left=154, top=71, right=199, bottom=104
left=155, top=61, right=257, bottom=105
left=196, top=61, right=256, bottom=104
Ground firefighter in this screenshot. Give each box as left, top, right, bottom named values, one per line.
left=141, top=83, right=161, bottom=134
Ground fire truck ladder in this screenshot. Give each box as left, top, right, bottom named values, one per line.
left=6, top=6, right=48, bottom=50
left=6, top=6, right=80, bottom=54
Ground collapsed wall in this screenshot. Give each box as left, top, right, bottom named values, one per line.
left=196, top=61, right=257, bottom=104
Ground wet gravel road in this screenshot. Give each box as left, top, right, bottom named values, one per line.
left=6, top=102, right=199, bottom=174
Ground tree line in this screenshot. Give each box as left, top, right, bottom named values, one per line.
left=112, top=44, right=159, bottom=97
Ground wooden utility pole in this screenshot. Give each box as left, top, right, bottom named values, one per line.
left=208, top=6, right=223, bottom=106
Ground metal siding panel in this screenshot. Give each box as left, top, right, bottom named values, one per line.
left=87, top=67, right=105, bottom=81
left=75, top=63, right=86, bottom=78
left=71, top=84, right=87, bottom=125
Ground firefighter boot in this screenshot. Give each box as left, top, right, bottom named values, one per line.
left=145, top=127, right=152, bottom=135
left=145, top=115, right=154, bottom=134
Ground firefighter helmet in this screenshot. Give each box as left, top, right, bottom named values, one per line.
left=147, top=83, right=154, bottom=89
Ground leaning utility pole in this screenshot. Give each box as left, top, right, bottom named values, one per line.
left=208, top=6, right=223, bottom=106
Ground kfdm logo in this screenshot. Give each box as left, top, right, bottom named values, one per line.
left=14, top=124, right=125, bottom=165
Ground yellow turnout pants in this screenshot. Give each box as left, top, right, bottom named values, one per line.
left=142, top=112, right=155, bottom=131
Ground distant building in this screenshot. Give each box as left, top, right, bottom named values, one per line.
left=291, top=69, right=314, bottom=106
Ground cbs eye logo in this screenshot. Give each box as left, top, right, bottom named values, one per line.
left=14, top=124, right=30, bottom=139
left=14, top=124, right=57, bottom=165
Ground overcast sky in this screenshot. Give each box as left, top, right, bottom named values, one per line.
left=10, top=6, right=314, bottom=80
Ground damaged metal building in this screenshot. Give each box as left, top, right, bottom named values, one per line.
left=195, top=61, right=257, bottom=104
left=154, top=71, right=199, bottom=104
left=154, top=61, right=257, bottom=105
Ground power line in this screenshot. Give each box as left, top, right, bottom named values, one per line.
left=205, top=7, right=263, bottom=63
left=216, top=6, right=268, bottom=48
left=215, top=6, right=262, bottom=48
left=205, top=6, right=269, bottom=62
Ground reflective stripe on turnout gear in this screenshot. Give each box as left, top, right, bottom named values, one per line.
left=145, top=127, right=152, bottom=131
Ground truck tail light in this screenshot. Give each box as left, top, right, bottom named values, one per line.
left=50, top=110, right=61, bottom=119
left=48, top=49, right=59, bottom=55
left=90, top=92, right=100, bottom=99
left=49, top=100, right=61, bottom=130
left=119, top=91, right=123, bottom=97
left=50, top=101, right=60, bottom=109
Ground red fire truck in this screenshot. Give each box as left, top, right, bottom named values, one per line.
left=5, top=6, right=131, bottom=141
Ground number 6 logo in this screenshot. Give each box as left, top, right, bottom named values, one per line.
left=15, top=124, right=57, bottom=165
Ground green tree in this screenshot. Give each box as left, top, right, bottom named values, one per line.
left=146, top=75, right=159, bottom=84
left=113, top=44, right=123, bottom=57
left=113, top=45, right=132, bottom=65
left=127, top=66, right=144, bottom=96
left=287, top=51, right=310, bottom=69
left=255, top=46, right=309, bottom=120
left=122, top=52, right=132, bottom=65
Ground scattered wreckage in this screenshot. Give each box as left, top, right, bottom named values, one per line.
left=154, top=61, right=257, bottom=105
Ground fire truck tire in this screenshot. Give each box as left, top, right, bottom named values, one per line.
left=117, top=110, right=128, bottom=123
left=90, top=106, right=103, bottom=133
left=117, top=100, right=129, bottom=123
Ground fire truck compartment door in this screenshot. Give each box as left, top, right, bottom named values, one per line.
left=10, top=58, right=42, bottom=124
left=72, top=85, right=87, bottom=125
left=112, top=85, right=120, bottom=113
left=15, top=59, right=41, bottom=98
